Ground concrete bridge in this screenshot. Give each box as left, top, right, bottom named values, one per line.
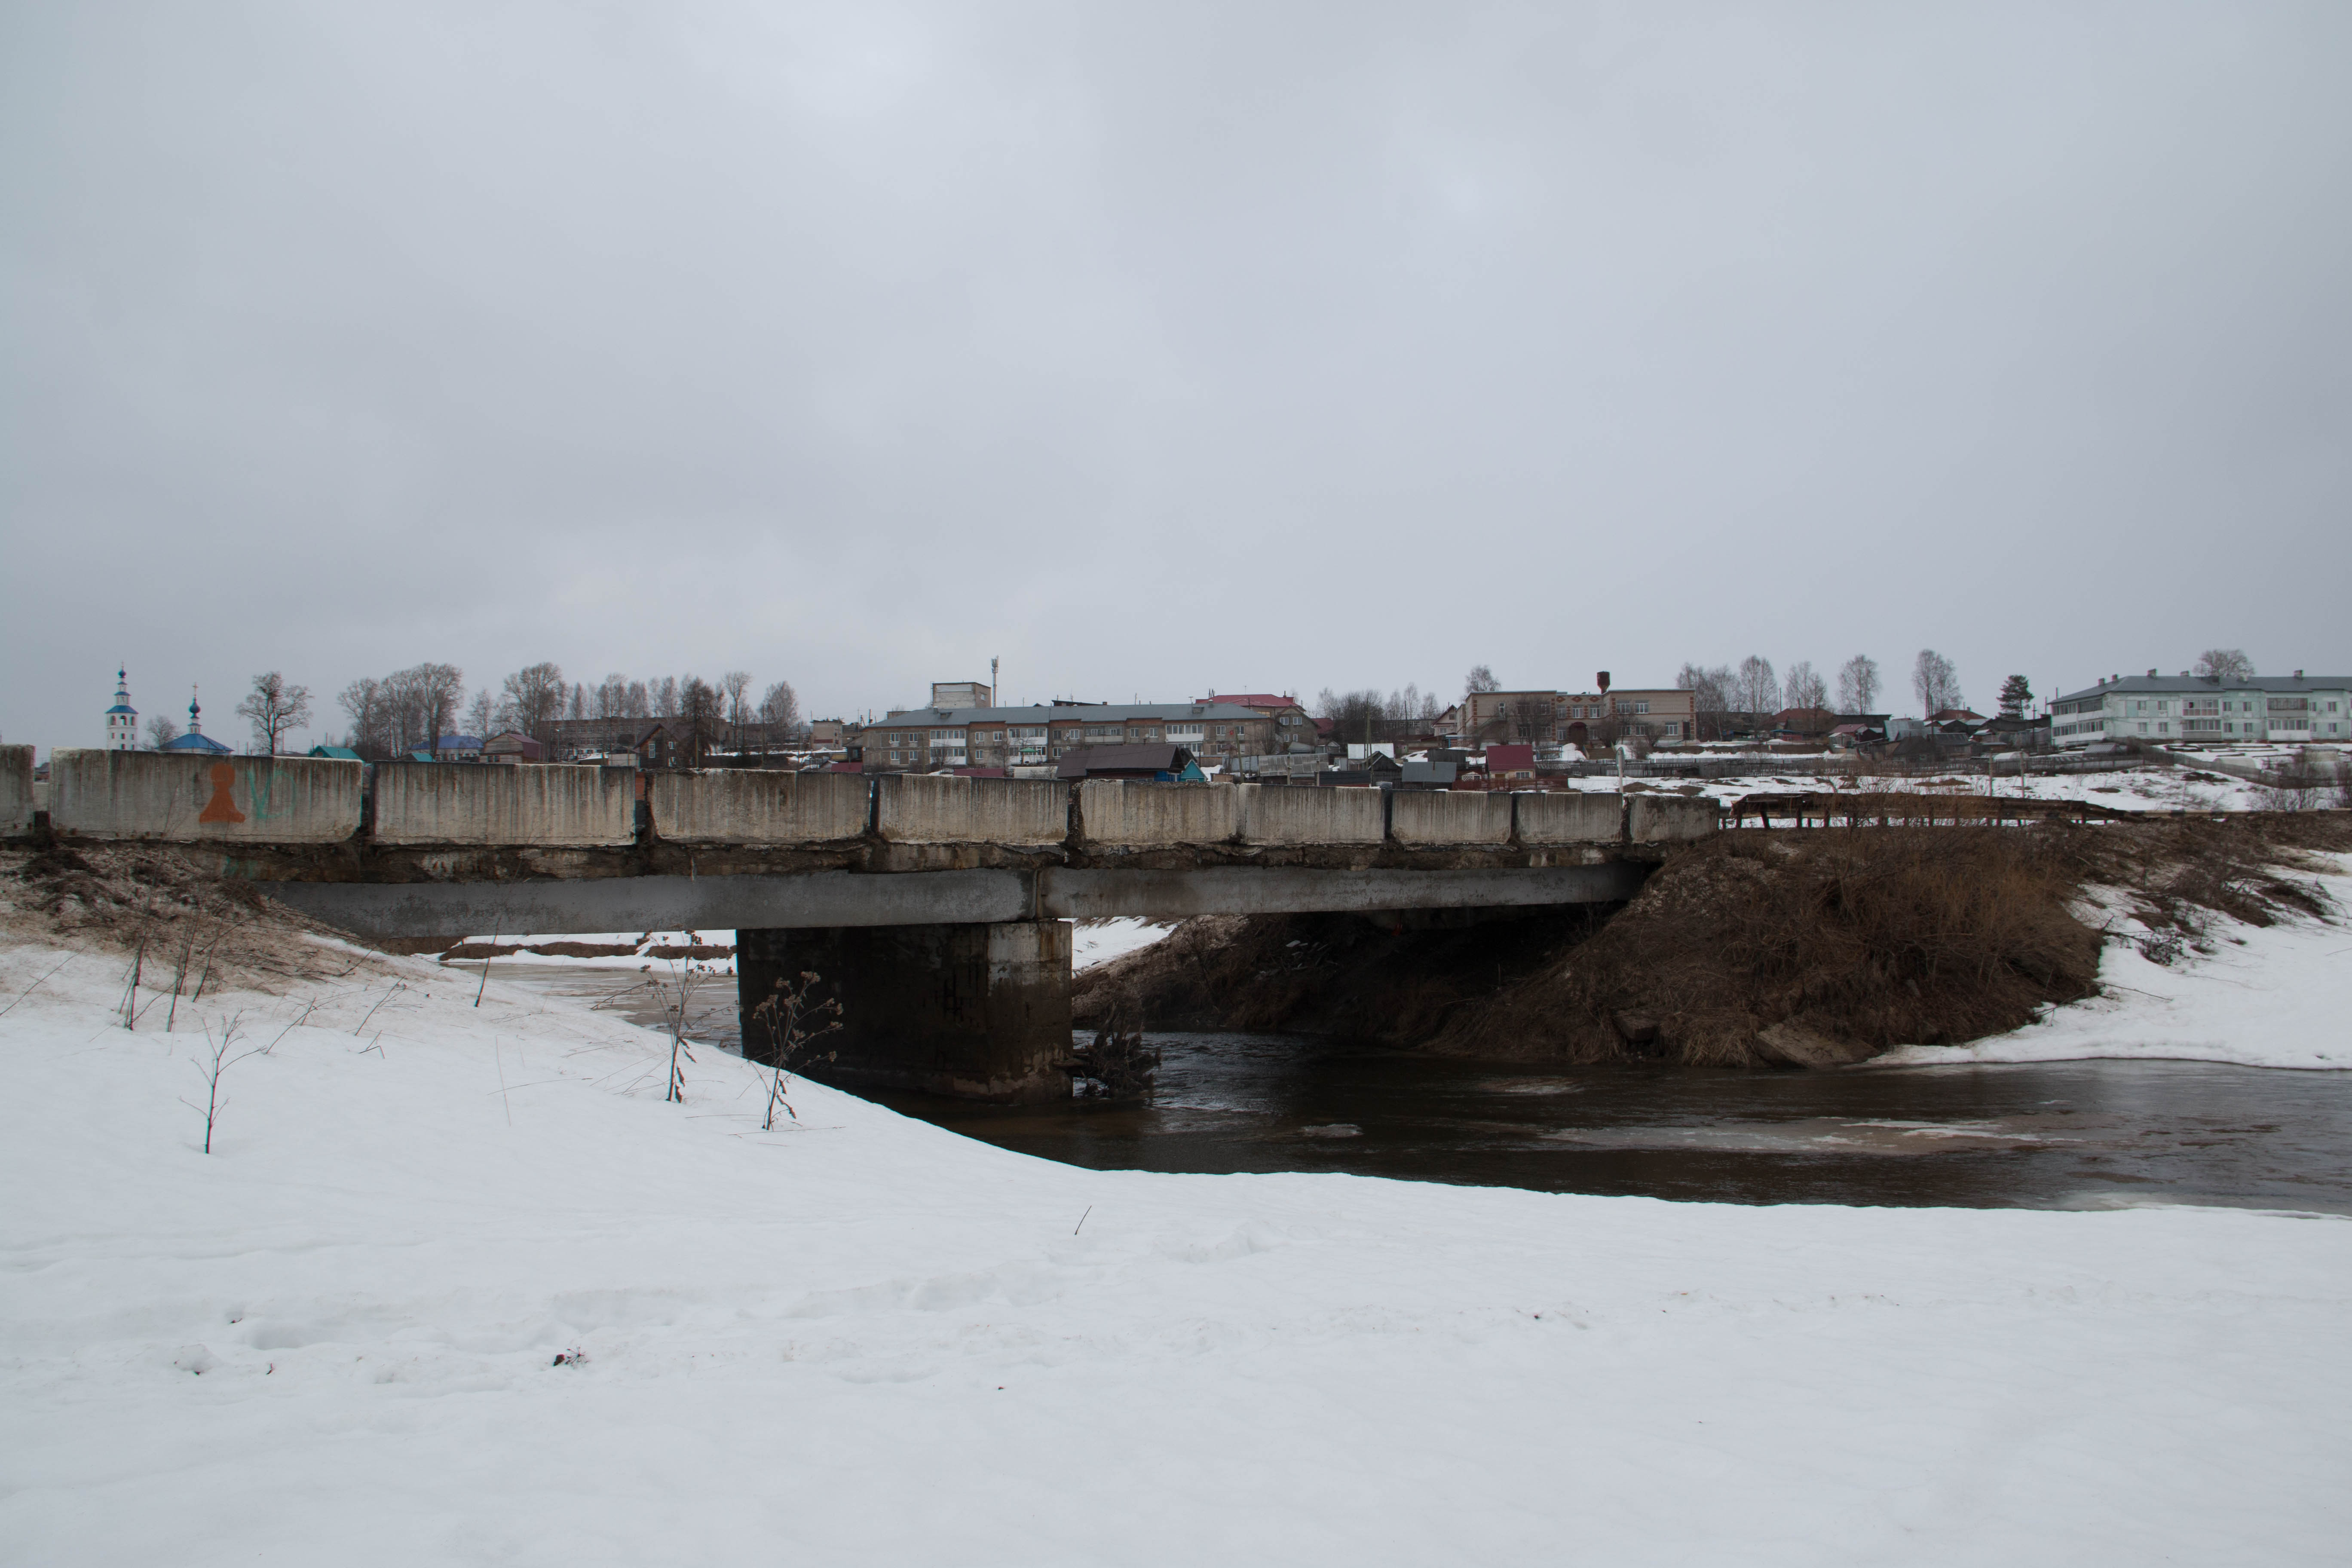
left=14, top=749, right=1715, bottom=1100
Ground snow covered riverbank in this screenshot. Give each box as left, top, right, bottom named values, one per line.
left=1879, top=856, right=2352, bottom=1072
left=4, top=934, right=2349, bottom=1565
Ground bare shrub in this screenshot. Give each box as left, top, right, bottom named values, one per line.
left=745, top=970, right=841, bottom=1129
left=182, top=1013, right=261, bottom=1154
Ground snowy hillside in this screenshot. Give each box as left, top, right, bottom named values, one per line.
left=4, top=924, right=2350, bottom=1565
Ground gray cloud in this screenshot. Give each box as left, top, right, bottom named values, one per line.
left=4, top=1, right=2347, bottom=751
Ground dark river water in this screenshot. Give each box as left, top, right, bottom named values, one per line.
left=488, top=962, right=2352, bottom=1214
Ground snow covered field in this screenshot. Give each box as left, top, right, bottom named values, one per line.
left=5, top=912, right=2351, bottom=1565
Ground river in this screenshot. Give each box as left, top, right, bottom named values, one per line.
left=487, top=961, right=2352, bottom=1214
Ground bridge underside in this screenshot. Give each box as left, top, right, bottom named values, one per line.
left=260, top=862, right=1651, bottom=1105
left=256, top=861, right=1651, bottom=940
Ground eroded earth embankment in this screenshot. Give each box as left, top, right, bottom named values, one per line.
left=1073, top=816, right=2351, bottom=1069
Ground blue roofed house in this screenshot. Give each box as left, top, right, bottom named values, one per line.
left=159, top=689, right=233, bottom=756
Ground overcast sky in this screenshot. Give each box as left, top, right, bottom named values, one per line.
left=4, top=1, right=2348, bottom=752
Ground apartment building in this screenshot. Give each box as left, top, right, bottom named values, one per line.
left=1196, top=693, right=1317, bottom=750
left=857, top=702, right=1277, bottom=770
left=1457, top=686, right=1697, bottom=744
left=2049, top=671, right=2352, bottom=746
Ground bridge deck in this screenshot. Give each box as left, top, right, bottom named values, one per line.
left=260, top=861, right=1654, bottom=939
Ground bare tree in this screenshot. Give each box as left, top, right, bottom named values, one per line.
left=337, top=677, right=385, bottom=754
left=2194, top=648, right=2253, bottom=681
left=1317, top=687, right=1390, bottom=746
left=625, top=680, right=651, bottom=718
left=1835, top=654, right=1880, bottom=714
left=1913, top=649, right=1963, bottom=715
left=1675, top=663, right=1733, bottom=740
left=383, top=663, right=466, bottom=754
left=654, top=677, right=680, bottom=718
left=720, top=670, right=752, bottom=748
left=1782, top=660, right=1828, bottom=714
left=678, top=676, right=723, bottom=764
left=594, top=674, right=630, bottom=720
left=758, top=680, right=801, bottom=738
left=567, top=682, right=586, bottom=721
left=1733, top=656, right=1778, bottom=729
left=235, top=672, right=312, bottom=755
left=1464, top=665, right=1500, bottom=694
left=144, top=713, right=181, bottom=749
left=464, top=691, right=494, bottom=740
left=497, top=663, right=568, bottom=742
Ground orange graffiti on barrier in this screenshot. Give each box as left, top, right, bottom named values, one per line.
left=198, top=763, right=246, bottom=824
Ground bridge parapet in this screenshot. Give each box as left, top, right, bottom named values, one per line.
left=1628, top=795, right=1717, bottom=843
left=1235, top=782, right=1385, bottom=845
left=48, top=749, right=362, bottom=844
left=1391, top=789, right=1513, bottom=846
left=372, top=761, right=632, bottom=847
left=0, top=747, right=32, bottom=838
left=648, top=769, right=869, bottom=844
left=875, top=773, right=1069, bottom=846
left=1512, top=790, right=1624, bottom=844
left=1077, top=779, right=1238, bottom=846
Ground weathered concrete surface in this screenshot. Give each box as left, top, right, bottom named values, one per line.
left=1389, top=790, right=1512, bottom=846
left=259, top=869, right=1033, bottom=938
left=256, top=861, right=1654, bottom=937
left=1235, top=783, right=1384, bottom=845
left=1041, top=862, right=1649, bottom=918
left=49, top=749, right=362, bottom=843
left=876, top=774, right=1069, bottom=846
left=1078, top=780, right=1237, bottom=846
left=648, top=769, right=870, bottom=844
left=1512, top=791, right=1625, bottom=845
left=738, top=919, right=1070, bottom=1101
left=371, top=763, right=634, bottom=848
left=1628, top=795, right=1721, bottom=844
left=0, top=746, right=32, bottom=837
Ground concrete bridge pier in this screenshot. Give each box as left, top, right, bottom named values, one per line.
left=736, top=920, right=1073, bottom=1103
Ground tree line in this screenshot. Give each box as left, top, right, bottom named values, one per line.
left=138, top=663, right=805, bottom=757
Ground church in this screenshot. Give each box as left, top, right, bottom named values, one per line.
left=105, top=670, right=232, bottom=754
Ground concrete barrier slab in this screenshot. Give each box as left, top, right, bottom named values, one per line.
left=371, top=763, right=634, bottom=847
left=1513, top=791, right=1625, bottom=845
left=649, top=770, right=870, bottom=844
left=1235, top=783, right=1385, bottom=845
left=49, top=749, right=362, bottom=843
left=876, top=774, right=1069, bottom=846
left=1389, top=789, right=1512, bottom=845
left=0, top=746, right=32, bottom=837
left=1628, top=794, right=1720, bottom=843
left=1079, top=779, right=1238, bottom=845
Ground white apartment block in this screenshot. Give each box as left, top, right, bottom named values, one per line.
left=2049, top=670, right=2351, bottom=747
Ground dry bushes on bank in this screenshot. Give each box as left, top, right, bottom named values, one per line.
left=0, top=844, right=399, bottom=997
left=1080, top=815, right=2350, bottom=1069
left=1432, top=829, right=2103, bottom=1066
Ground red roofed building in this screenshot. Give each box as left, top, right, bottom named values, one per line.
left=1484, top=743, right=1537, bottom=780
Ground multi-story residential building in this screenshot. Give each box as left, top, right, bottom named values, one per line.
left=2049, top=670, right=2352, bottom=747
left=857, top=703, right=1277, bottom=770
left=1459, top=687, right=1697, bottom=744
left=1195, top=694, right=1317, bottom=750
